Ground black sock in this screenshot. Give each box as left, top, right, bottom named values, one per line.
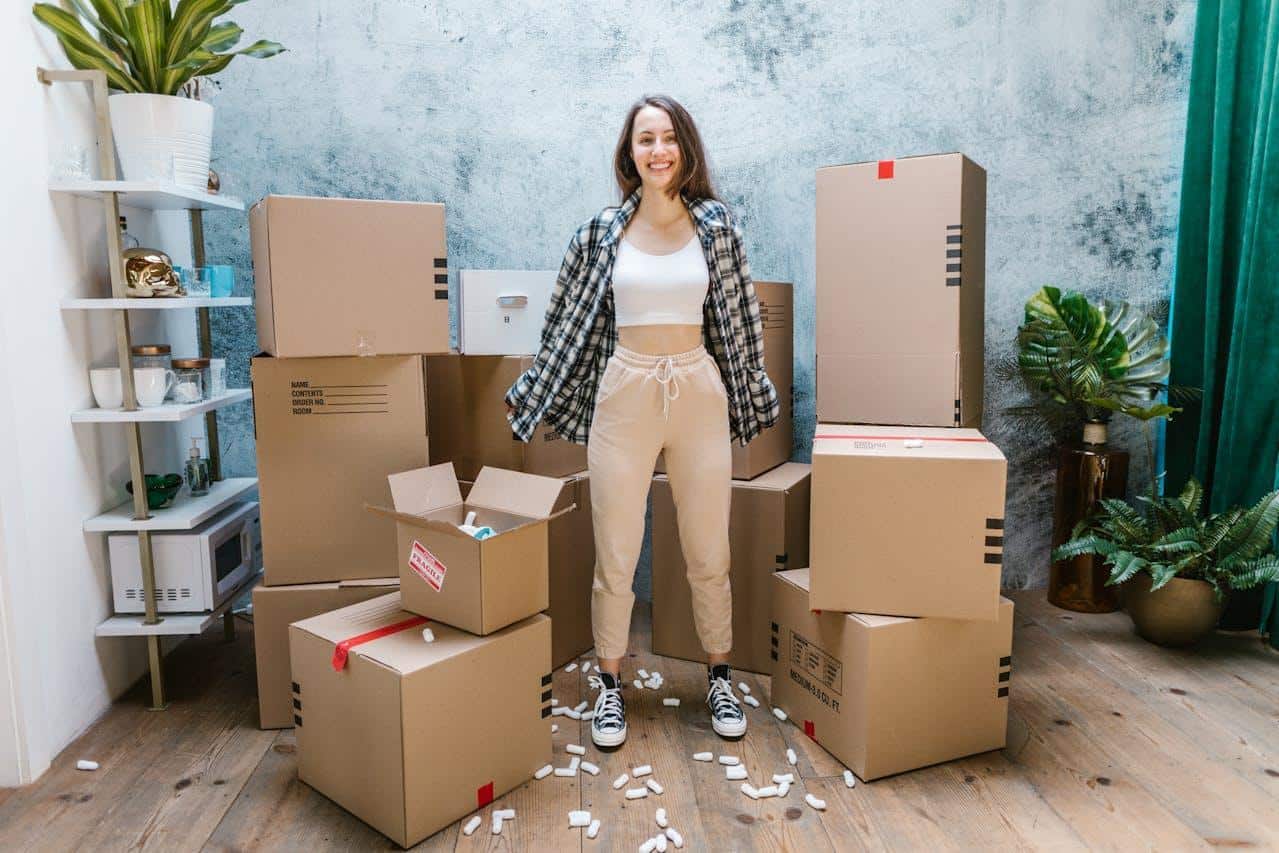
left=598, top=671, right=621, bottom=689
left=709, top=663, right=731, bottom=682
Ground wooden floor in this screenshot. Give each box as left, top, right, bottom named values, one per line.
left=2, top=592, right=1277, bottom=851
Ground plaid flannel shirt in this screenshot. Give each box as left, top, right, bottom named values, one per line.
left=504, top=186, right=781, bottom=446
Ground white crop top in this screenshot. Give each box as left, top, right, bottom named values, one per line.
left=612, top=233, right=710, bottom=327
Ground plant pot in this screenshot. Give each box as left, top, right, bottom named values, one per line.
left=1048, top=422, right=1129, bottom=613
left=107, top=93, right=213, bottom=188
left=1123, top=574, right=1225, bottom=647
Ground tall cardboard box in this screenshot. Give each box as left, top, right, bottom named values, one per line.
left=809, top=424, right=1006, bottom=621
left=252, top=355, right=429, bottom=585
left=651, top=462, right=811, bottom=673
left=425, top=354, right=587, bottom=480
left=770, top=570, right=1012, bottom=781
left=250, top=194, right=450, bottom=358
left=816, top=153, right=986, bottom=427
left=252, top=578, right=398, bottom=729
left=367, top=464, right=565, bottom=635
left=656, top=280, right=793, bottom=480
left=458, top=269, right=556, bottom=355
left=461, top=472, right=595, bottom=667
left=290, top=593, right=551, bottom=848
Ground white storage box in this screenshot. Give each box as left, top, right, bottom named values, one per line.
left=458, top=270, right=556, bottom=355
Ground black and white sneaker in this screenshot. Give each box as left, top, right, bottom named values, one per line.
left=589, top=672, right=627, bottom=747
left=707, top=664, right=747, bottom=738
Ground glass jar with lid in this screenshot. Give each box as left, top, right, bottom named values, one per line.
left=171, top=357, right=209, bottom=404
left=130, top=344, right=171, bottom=372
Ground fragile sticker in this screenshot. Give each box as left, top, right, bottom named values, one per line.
left=408, top=540, right=446, bottom=591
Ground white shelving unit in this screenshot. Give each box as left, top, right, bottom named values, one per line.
left=96, top=572, right=262, bottom=637
left=84, top=477, right=258, bottom=532
left=62, top=296, right=252, bottom=310
left=49, top=178, right=245, bottom=212
left=40, top=66, right=255, bottom=709
left=71, top=388, right=252, bottom=423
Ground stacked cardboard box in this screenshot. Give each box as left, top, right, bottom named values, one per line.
left=648, top=281, right=802, bottom=669
left=772, top=153, right=1014, bottom=781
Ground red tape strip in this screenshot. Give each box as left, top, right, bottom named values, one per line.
left=804, top=720, right=817, bottom=741
left=330, top=615, right=429, bottom=671
left=814, top=434, right=989, bottom=443
left=877, top=160, right=894, bottom=179
left=477, top=781, right=494, bottom=808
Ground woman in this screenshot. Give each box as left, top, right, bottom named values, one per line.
left=505, top=94, right=780, bottom=747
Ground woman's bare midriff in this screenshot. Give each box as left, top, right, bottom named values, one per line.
left=617, top=323, right=703, bottom=355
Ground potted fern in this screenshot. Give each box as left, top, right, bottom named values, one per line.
left=33, top=0, right=284, bottom=188
left=1053, top=478, right=1279, bottom=646
left=1012, top=286, right=1190, bottom=613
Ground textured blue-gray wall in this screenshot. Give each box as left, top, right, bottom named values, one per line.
left=207, top=0, right=1195, bottom=590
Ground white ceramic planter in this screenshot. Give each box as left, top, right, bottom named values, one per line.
left=107, top=93, right=214, bottom=188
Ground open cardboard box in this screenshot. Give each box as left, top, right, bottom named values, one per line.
left=366, top=463, right=573, bottom=635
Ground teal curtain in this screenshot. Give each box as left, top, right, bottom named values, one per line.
left=1166, top=0, right=1279, bottom=644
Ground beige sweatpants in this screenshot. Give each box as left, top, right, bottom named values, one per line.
left=588, top=344, right=732, bottom=660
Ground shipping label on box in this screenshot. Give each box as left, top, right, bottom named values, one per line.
left=769, top=570, right=1012, bottom=781
left=290, top=593, right=551, bottom=848
left=816, top=153, right=986, bottom=427
left=809, top=424, right=1006, bottom=621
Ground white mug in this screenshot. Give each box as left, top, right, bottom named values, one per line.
left=133, top=367, right=176, bottom=408
left=89, top=367, right=123, bottom=410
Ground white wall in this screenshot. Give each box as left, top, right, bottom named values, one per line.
left=0, top=13, right=201, bottom=786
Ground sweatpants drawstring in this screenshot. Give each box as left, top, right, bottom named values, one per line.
left=647, top=357, right=681, bottom=420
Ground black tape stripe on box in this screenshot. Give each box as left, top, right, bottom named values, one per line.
left=775, top=553, right=788, bottom=564
left=541, top=673, right=552, bottom=686
left=999, top=671, right=1010, bottom=683
left=541, top=689, right=552, bottom=703
left=291, top=682, right=300, bottom=694
left=770, top=650, right=779, bottom=662
left=946, top=224, right=962, bottom=231
left=434, top=289, right=448, bottom=299
left=986, top=535, right=1004, bottom=547
left=947, top=249, right=962, bottom=258
left=946, top=234, right=962, bottom=244
left=771, top=635, right=779, bottom=648
left=294, top=714, right=303, bottom=726
left=1000, top=655, right=1012, bottom=667
left=997, top=686, right=1009, bottom=698
left=986, top=518, right=1005, bottom=530
left=292, top=697, right=302, bottom=710
left=541, top=706, right=552, bottom=718
left=946, top=263, right=962, bottom=273
left=434, top=273, right=448, bottom=284
left=433, top=257, right=448, bottom=268
left=946, top=276, right=962, bottom=286
left=984, top=553, right=1003, bottom=564
left=771, top=622, right=779, bottom=633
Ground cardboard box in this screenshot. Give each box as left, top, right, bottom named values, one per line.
left=425, top=354, right=587, bottom=481
left=252, top=578, right=398, bottom=729
left=460, top=472, right=596, bottom=668
left=367, top=464, right=566, bottom=635
left=252, top=355, right=429, bottom=585
left=770, top=569, right=1012, bottom=781
left=809, top=424, right=1006, bottom=620
left=656, top=280, right=793, bottom=480
left=651, top=462, right=811, bottom=673
left=290, top=593, right=550, bottom=848
left=458, top=269, right=556, bottom=355
left=815, top=153, right=986, bottom=427
left=250, top=194, right=450, bottom=358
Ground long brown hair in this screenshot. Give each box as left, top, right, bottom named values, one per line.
left=613, top=95, right=720, bottom=203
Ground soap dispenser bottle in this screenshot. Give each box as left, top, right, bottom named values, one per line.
left=185, top=436, right=210, bottom=496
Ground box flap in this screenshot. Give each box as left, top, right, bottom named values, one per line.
left=337, top=577, right=401, bottom=589
left=292, top=591, right=537, bottom=675
left=467, top=466, right=565, bottom=519
left=388, top=463, right=462, bottom=515
left=812, top=424, right=1005, bottom=462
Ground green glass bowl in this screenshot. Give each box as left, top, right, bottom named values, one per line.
left=125, top=473, right=183, bottom=510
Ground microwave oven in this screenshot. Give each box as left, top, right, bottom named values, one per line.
left=109, top=501, right=259, bottom=614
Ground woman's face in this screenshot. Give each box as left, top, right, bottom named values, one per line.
left=631, top=105, right=681, bottom=194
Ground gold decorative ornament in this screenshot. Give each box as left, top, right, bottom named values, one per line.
left=124, top=247, right=186, bottom=298
left=207, top=168, right=221, bottom=194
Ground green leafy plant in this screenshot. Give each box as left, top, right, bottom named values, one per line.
left=1015, top=286, right=1185, bottom=427
left=1052, top=478, right=1279, bottom=601
left=32, top=0, right=284, bottom=97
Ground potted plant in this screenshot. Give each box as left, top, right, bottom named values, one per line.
left=1053, top=478, right=1279, bottom=646
left=1010, top=286, right=1192, bottom=613
left=33, top=0, right=284, bottom=188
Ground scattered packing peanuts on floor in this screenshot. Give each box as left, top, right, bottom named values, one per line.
left=554, top=767, right=577, bottom=777
left=551, top=698, right=559, bottom=706
left=742, top=694, right=760, bottom=707
left=645, top=678, right=661, bottom=689
left=569, top=810, right=592, bottom=827
left=573, top=701, right=589, bottom=713
left=633, top=764, right=653, bottom=777
left=613, top=773, right=630, bottom=789
left=662, top=698, right=680, bottom=707
left=640, top=838, right=658, bottom=853
left=552, top=724, right=559, bottom=733
left=587, top=819, right=601, bottom=839
left=738, top=682, right=750, bottom=694
left=569, top=756, right=581, bottom=771
left=581, top=711, right=595, bottom=721
left=565, top=709, right=582, bottom=720
left=626, top=787, right=649, bottom=800
left=725, top=765, right=747, bottom=780
left=535, top=764, right=553, bottom=780
left=565, top=662, right=578, bottom=673
left=718, top=755, right=739, bottom=765
left=567, top=743, right=586, bottom=755
left=805, top=793, right=827, bottom=810
left=580, top=761, right=600, bottom=775
left=491, top=813, right=503, bottom=834
left=76, top=760, right=99, bottom=771
left=772, top=773, right=794, bottom=784
left=692, top=752, right=713, bottom=761
left=778, top=780, right=791, bottom=797
left=655, top=833, right=668, bottom=852
left=634, top=679, right=645, bottom=690
left=665, top=827, right=684, bottom=848
left=421, top=628, right=434, bottom=643
left=552, top=706, right=569, bottom=716
left=656, top=808, right=668, bottom=828
left=786, top=748, right=797, bottom=766
left=741, top=783, right=759, bottom=799
left=773, top=707, right=788, bottom=721
left=463, top=815, right=482, bottom=836
left=646, top=778, right=664, bottom=794
left=496, top=809, right=515, bottom=820
left=638, top=669, right=650, bottom=679
left=756, top=785, right=779, bottom=798
left=844, top=769, right=857, bottom=787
